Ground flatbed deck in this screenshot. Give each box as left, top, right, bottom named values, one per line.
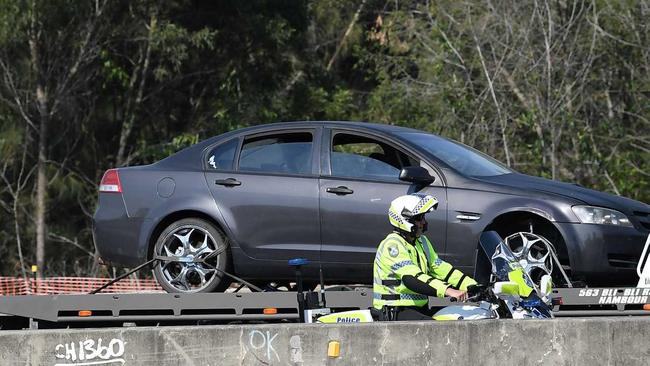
left=0, top=286, right=649, bottom=330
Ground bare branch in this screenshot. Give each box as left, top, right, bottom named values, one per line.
left=603, top=169, right=621, bottom=196
left=474, top=39, right=511, bottom=166
left=48, top=232, right=96, bottom=258
left=326, top=0, right=367, bottom=71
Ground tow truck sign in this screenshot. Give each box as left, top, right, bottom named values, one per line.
left=577, top=288, right=650, bottom=304
left=637, top=234, right=650, bottom=288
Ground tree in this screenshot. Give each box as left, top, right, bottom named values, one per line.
left=0, top=0, right=110, bottom=276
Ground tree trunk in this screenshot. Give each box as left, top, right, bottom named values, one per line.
left=116, top=12, right=156, bottom=167
left=34, top=90, right=48, bottom=278
left=30, top=1, right=49, bottom=278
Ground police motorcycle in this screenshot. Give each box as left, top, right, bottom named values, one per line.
left=431, top=231, right=557, bottom=320
left=304, top=231, right=559, bottom=323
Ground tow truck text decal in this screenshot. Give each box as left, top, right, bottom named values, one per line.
left=578, top=288, right=650, bottom=304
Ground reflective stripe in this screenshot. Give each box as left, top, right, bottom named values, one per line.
left=391, top=260, right=414, bottom=271
left=457, top=274, right=467, bottom=288
left=420, top=237, right=432, bottom=264
left=443, top=268, right=459, bottom=283
left=399, top=293, right=428, bottom=301
left=373, top=293, right=428, bottom=301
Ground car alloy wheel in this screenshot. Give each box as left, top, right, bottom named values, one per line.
left=153, top=218, right=229, bottom=293
left=503, top=232, right=554, bottom=283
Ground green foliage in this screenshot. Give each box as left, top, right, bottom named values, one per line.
left=100, top=50, right=130, bottom=89
left=0, top=0, right=25, bottom=44
left=135, top=133, right=200, bottom=163
left=152, top=22, right=217, bottom=81
left=0, top=0, right=649, bottom=276
left=0, top=119, right=22, bottom=165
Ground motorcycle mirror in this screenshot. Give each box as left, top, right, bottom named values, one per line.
left=493, top=281, right=520, bottom=296
left=539, top=275, right=553, bottom=298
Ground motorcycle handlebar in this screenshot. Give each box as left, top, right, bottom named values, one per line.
left=465, top=284, right=490, bottom=303
left=446, top=284, right=490, bottom=303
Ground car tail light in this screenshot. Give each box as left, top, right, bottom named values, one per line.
left=99, top=169, right=122, bottom=193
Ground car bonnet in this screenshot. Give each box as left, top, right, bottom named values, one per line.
left=480, top=173, right=650, bottom=215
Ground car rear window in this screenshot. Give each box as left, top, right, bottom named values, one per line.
left=206, top=138, right=238, bottom=170
left=239, top=132, right=313, bottom=175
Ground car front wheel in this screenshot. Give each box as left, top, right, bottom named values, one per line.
left=153, top=218, right=231, bottom=293
left=503, top=232, right=555, bottom=283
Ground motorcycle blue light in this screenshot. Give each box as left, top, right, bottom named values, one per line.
left=288, top=258, right=310, bottom=266
left=520, top=298, right=542, bottom=307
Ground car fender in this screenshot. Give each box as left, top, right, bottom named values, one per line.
left=479, top=195, right=579, bottom=227
left=478, top=201, right=580, bottom=272
left=137, top=181, right=238, bottom=262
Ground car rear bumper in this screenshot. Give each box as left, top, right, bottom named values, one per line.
left=556, top=222, right=649, bottom=283
left=93, top=194, right=149, bottom=267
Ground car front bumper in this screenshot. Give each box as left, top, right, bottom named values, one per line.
left=556, top=222, right=649, bottom=284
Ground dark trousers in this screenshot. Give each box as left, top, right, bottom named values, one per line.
left=379, top=305, right=436, bottom=321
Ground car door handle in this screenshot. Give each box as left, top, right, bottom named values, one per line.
left=215, top=178, right=241, bottom=187
left=326, top=186, right=354, bottom=195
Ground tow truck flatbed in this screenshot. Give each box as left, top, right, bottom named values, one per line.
left=0, top=286, right=649, bottom=330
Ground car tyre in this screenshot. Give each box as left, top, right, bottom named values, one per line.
left=500, top=230, right=573, bottom=287
left=153, top=218, right=231, bottom=293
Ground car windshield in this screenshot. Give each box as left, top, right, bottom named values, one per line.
left=399, top=132, right=513, bottom=177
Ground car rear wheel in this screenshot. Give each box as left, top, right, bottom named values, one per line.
left=153, top=218, right=231, bottom=293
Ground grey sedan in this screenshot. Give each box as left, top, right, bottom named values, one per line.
left=93, top=121, right=650, bottom=292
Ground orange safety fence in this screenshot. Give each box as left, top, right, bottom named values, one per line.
left=0, top=277, right=164, bottom=295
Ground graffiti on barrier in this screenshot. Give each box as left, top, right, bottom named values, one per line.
left=54, top=338, right=126, bottom=366
left=289, top=335, right=304, bottom=365
left=248, top=330, right=279, bottom=363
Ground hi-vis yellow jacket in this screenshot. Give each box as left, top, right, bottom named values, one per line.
left=373, top=232, right=477, bottom=309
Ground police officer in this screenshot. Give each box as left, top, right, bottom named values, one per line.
left=374, top=193, right=477, bottom=320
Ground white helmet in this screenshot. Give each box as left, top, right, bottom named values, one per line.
left=388, top=194, right=439, bottom=233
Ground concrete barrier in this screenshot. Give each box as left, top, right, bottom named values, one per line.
left=1, top=318, right=649, bottom=365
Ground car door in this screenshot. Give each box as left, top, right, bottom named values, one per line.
left=318, top=128, right=448, bottom=283
left=204, top=128, right=321, bottom=278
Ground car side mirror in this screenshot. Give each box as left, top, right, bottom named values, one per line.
left=399, top=166, right=435, bottom=186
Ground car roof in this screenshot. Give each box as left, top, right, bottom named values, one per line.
left=213, top=121, right=423, bottom=139
left=156, top=121, right=427, bottom=169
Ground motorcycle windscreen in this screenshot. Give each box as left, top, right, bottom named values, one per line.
left=474, top=231, right=502, bottom=284
left=477, top=231, right=535, bottom=288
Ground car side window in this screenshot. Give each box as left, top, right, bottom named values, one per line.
left=206, top=138, right=238, bottom=170
left=239, top=132, right=313, bottom=175
left=330, top=133, right=419, bottom=181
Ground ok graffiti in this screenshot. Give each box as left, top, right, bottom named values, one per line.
left=249, top=330, right=280, bottom=362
